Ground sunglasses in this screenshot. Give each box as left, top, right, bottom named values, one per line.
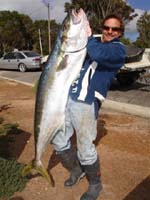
left=102, top=25, right=121, bottom=32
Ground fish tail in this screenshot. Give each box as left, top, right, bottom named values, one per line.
left=22, top=161, right=33, bottom=176
left=22, top=160, right=54, bottom=186
left=36, top=164, right=54, bottom=186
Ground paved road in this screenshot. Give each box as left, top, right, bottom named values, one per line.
left=0, top=69, right=150, bottom=108
left=108, top=79, right=150, bottom=107
left=0, top=70, right=41, bottom=85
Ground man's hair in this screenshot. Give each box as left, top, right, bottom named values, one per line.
left=102, top=14, right=125, bottom=36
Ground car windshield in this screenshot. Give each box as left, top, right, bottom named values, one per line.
left=23, top=51, right=39, bottom=57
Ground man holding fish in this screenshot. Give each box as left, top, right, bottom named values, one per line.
left=22, top=8, right=126, bottom=200
left=52, top=13, right=126, bottom=200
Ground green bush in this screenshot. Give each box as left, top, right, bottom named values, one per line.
left=0, top=117, right=4, bottom=124
left=0, top=158, right=28, bottom=200
left=0, top=118, right=28, bottom=199
left=0, top=123, right=19, bottom=136
left=0, top=120, right=20, bottom=158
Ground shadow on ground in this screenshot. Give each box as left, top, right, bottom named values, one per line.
left=8, top=130, right=31, bottom=159
left=9, top=197, right=24, bottom=200
left=0, top=130, right=31, bottom=160
left=110, top=79, right=149, bottom=92
left=123, top=176, right=150, bottom=200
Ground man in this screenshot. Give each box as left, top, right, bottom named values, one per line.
left=52, top=14, right=126, bottom=200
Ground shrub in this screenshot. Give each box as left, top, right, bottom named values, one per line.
left=0, top=158, right=28, bottom=199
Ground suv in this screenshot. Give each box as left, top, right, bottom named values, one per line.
left=0, top=50, right=42, bottom=72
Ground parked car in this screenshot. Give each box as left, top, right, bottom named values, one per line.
left=0, top=50, right=42, bottom=72
left=41, top=55, right=49, bottom=70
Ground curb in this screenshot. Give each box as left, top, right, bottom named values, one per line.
left=0, top=76, right=150, bottom=119
left=0, top=75, right=33, bottom=87
left=102, top=100, right=150, bottom=119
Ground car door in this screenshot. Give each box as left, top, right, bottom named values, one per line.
left=15, top=52, right=25, bottom=64
left=1, top=52, right=17, bottom=69
left=0, top=53, right=12, bottom=69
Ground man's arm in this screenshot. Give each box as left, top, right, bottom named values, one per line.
left=86, top=36, right=126, bottom=69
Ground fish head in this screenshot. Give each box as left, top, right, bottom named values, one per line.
left=61, top=8, right=88, bottom=52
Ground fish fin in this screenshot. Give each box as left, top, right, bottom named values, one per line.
left=22, top=160, right=54, bottom=187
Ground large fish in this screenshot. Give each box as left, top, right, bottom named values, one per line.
left=22, top=8, right=88, bottom=185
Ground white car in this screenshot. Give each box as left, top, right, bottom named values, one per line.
left=0, top=50, right=42, bottom=72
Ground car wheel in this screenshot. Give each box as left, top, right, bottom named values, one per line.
left=18, top=63, right=27, bottom=72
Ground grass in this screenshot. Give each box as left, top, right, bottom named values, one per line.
left=0, top=158, right=28, bottom=200
left=0, top=116, right=28, bottom=199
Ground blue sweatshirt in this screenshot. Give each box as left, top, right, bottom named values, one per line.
left=69, top=36, right=126, bottom=104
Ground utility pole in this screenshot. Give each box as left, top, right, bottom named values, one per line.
left=39, top=29, right=43, bottom=56
left=42, top=0, right=51, bottom=54
left=47, top=3, right=51, bottom=53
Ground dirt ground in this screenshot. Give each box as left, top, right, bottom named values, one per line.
left=0, top=78, right=150, bottom=200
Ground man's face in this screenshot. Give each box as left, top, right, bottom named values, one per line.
left=102, top=18, right=122, bottom=43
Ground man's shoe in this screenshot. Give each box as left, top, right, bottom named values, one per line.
left=57, top=148, right=85, bottom=187
left=80, top=158, right=103, bottom=200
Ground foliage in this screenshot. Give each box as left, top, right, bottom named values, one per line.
left=0, top=117, right=19, bottom=158
left=0, top=11, right=33, bottom=54
left=135, top=12, right=150, bottom=48
left=0, top=118, right=28, bottom=199
left=64, top=0, right=137, bottom=34
left=0, top=123, right=19, bottom=136
left=120, top=37, right=131, bottom=45
left=0, top=158, right=28, bottom=200
left=32, top=19, right=61, bottom=55
left=0, top=10, right=61, bottom=56
left=0, top=117, right=4, bottom=124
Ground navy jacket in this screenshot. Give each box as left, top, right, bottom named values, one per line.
left=69, top=36, right=126, bottom=104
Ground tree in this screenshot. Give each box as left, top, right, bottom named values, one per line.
left=32, top=20, right=60, bottom=55
left=135, top=12, right=150, bottom=48
left=64, top=0, right=137, bottom=34
left=0, top=11, right=33, bottom=55
left=120, top=37, right=131, bottom=45
left=0, top=11, right=60, bottom=56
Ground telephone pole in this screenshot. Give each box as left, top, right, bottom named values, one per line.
left=47, top=3, right=51, bottom=53
left=39, top=29, right=43, bottom=56
left=42, top=0, right=51, bottom=53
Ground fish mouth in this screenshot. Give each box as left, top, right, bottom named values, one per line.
left=71, top=8, right=83, bottom=24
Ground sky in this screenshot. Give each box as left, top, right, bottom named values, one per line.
left=0, top=0, right=150, bottom=41
left=0, top=0, right=69, bottom=22
left=125, top=0, right=150, bottom=41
